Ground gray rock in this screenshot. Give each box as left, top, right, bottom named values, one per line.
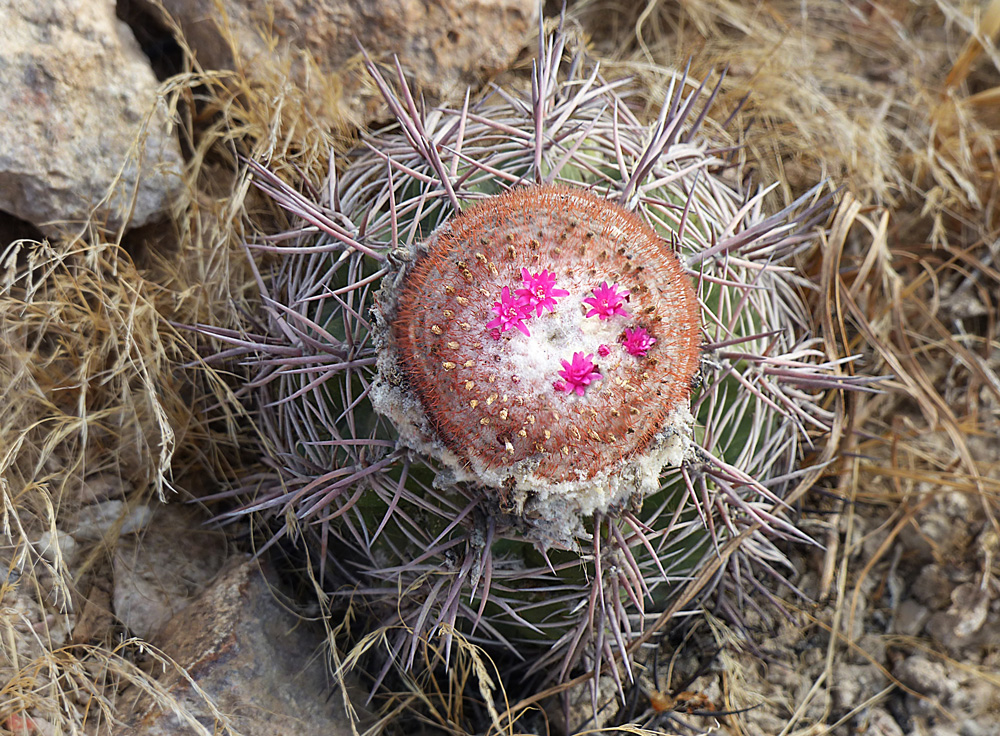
left=911, top=564, right=954, bottom=609
left=832, top=662, right=886, bottom=713
left=112, top=504, right=227, bottom=639
left=115, top=557, right=366, bottom=736
left=947, top=582, right=990, bottom=638
left=924, top=603, right=993, bottom=655
left=149, top=0, right=537, bottom=123
left=893, top=655, right=954, bottom=698
left=892, top=599, right=930, bottom=636
left=71, top=500, right=155, bottom=542
left=0, top=0, right=182, bottom=236
left=929, top=726, right=962, bottom=736
left=960, top=717, right=997, bottom=736
left=864, top=707, right=904, bottom=736
left=34, top=529, right=78, bottom=567
left=950, top=674, right=1000, bottom=721
left=76, top=473, right=129, bottom=504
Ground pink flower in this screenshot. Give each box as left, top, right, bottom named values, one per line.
left=515, top=268, right=569, bottom=316
left=620, top=326, right=656, bottom=356
left=486, top=286, right=531, bottom=337
left=597, top=343, right=611, bottom=357
left=583, top=281, right=630, bottom=320
left=555, top=352, right=601, bottom=396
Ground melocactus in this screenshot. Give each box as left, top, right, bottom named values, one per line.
left=207, top=21, right=869, bottom=688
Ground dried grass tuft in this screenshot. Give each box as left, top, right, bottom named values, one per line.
left=0, top=234, right=198, bottom=732
left=575, top=0, right=1000, bottom=223
left=0, top=5, right=354, bottom=733
left=145, top=0, right=355, bottom=332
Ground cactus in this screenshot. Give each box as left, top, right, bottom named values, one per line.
left=199, top=19, right=873, bottom=699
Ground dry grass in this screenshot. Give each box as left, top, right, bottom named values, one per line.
left=2, top=0, right=999, bottom=734
left=0, top=5, right=351, bottom=732
left=578, top=0, right=999, bottom=221
left=0, top=233, right=195, bottom=732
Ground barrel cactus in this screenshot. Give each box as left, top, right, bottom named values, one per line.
left=200, top=21, right=868, bottom=700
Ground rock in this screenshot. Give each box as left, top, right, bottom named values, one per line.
left=148, top=0, right=537, bottom=123
left=893, top=655, right=954, bottom=698
left=925, top=610, right=976, bottom=655
left=863, top=707, right=905, bottom=736
left=114, top=557, right=366, bottom=736
left=911, top=564, right=953, bottom=609
left=892, top=599, right=929, bottom=636
left=70, top=580, right=114, bottom=645
left=112, top=504, right=227, bottom=639
left=947, top=582, right=990, bottom=638
left=928, top=726, right=961, bottom=736
left=950, top=670, right=1000, bottom=717
left=832, top=662, right=886, bottom=713
left=921, top=582, right=993, bottom=653
left=4, top=714, right=56, bottom=736
left=70, top=500, right=155, bottom=542
left=34, top=530, right=78, bottom=567
left=958, top=720, right=994, bottom=736
left=76, top=473, right=129, bottom=504
left=0, top=0, right=183, bottom=236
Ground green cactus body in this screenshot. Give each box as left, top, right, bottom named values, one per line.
left=205, top=22, right=872, bottom=695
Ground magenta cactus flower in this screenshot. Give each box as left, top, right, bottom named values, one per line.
left=516, top=268, right=569, bottom=316
left=583, top=282, right=630, bottom=320
left=486, top=285, right=532, bottom=337
left=556, top=352, right=602, bottom=396
left=192, top=14, right=880, bottom=723
left=621, top=326, right=656, bottom=357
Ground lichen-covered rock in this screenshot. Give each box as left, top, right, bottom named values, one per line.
left=152, top=0, right=537, bottom=122
left=0, top=0, right=183, bottom=236
left=112, top=505, right=227, bottom=639
left=115, top=558, right=366, bottom=736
